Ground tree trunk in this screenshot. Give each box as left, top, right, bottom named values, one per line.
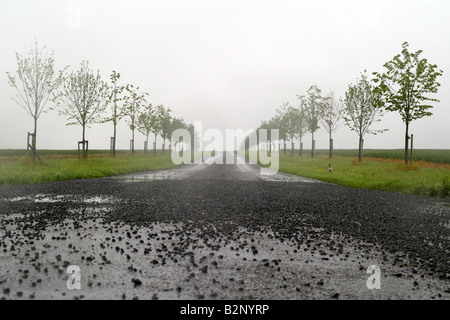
left=131, top=128, right=135, bottom=154
left=329, top=138, right=333, bottom=159
left=82, top=124, right=86, bottom=159
left=33, top=116, right=37, bottom=162
left=311, top=132, right=315, bottom=158
left=410, top=134, right=414, bottom=165
left=358, top=136, right=364, bottom=162
left=33, top=45, right=38, bottom=163
left=112, top=121, right=117, bottom=157
left=291, top=141, right=294, bottom=156
left=299, top=138, right=303, bottom=156
left=162, top=137, right=165, bottom=155
left=404, top=123, right=409, bottom=165
left=112, top=91, right=117, bottom=157
left=145, top=133, right=149, bottom=154
left=154, top=133, right=157, bottom=154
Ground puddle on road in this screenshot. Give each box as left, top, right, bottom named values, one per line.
left=66, top=207, right=113, bottom=215
left=0, top=207, right=112, bottom=224
left=110, top=152, right=322, bottom=183
left=0, top=212, right=27, bottom=221
left=2, top=194, right=116, bottom=204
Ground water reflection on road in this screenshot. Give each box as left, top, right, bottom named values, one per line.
left=110, top=151, right=320, bottom=183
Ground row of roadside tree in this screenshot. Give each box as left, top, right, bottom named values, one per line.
left=6, top=40, right=194, bottom=160
left=243, top=42, right=443, bottom=164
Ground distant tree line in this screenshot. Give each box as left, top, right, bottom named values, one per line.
left=7, top=41, right=443, bottom=163
left=243, top=42, right=443, bottom=164
left=7, top=41, right=193, bottom=160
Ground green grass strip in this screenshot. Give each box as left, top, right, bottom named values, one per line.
left=0, top=153, right=178, bottom=185
left=246, top=151, right=450, bottom=198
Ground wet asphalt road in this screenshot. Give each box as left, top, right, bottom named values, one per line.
left=0, top=152, right=449, bottom=300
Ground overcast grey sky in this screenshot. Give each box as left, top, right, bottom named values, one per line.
left=1, top=0, right=449, bottom=150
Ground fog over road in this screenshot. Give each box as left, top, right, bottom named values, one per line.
left=0, top=152, right=449, bottom=300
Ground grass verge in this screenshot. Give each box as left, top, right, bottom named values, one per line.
left=0, top=152, right=183, bottom=185
left=246, top=151, right=450, bottom=198
left=284, top=149, right=450, bottom=164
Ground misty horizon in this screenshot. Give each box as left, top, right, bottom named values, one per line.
left=1, top=0, right=449, bottom=151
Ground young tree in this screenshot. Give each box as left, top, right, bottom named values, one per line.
left=187, top=123, right=196, bottom=152
left=136, top=103, right=154, bottom=153
left=276, top=103, right=301, bottom=155
left=343, top=71, right=386, bottom=162
left=149, top=104, right=167, bottom=154
left=296, top=99, right=308, bottom=156
left=286, top=106, right=302, bottom=155
left=242, top=129, right=258, bottom=151
left=7, top=40, right=66, bottom=161
left=320, top=91, right=342, bottom=159
left=168, top=117, right=187, bottom=151
left=299, top=85, right=323, bottom=158
left=274, top=103, right=289, bottom=154
left=159, top=106, right=172, bottom=154
left=104, top=70, right=125, bottom=157
left=259, top=118, right=277, bottom=152
left=52, top=61, right=107, bottom=159
left=123, top=84, right=147, bottom=153
left=373, top=42, right=443, bottom=164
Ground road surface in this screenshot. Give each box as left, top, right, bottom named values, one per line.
left=0, top=152, right=449, bottom=300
